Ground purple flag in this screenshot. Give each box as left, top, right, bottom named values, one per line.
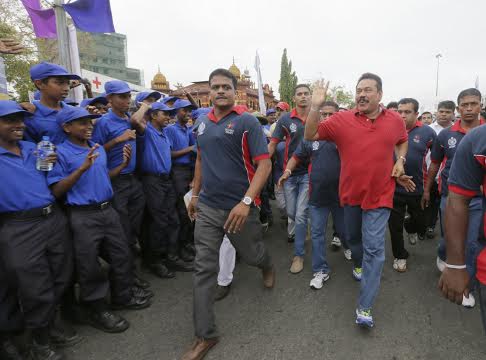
left=63, top=0, right=115, bottom=33
left=21, top=0, right=57, bottom=38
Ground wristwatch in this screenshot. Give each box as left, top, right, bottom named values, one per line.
left=242, top=196, right=252, bottom=206
left=398, top=156, right=407, bottom=164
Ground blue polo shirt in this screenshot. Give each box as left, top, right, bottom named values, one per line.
left=92, top=109, right=137, bottom=174
left=431, top=119, right=484, bottom=196
left=24, top=101, right=70, bottom=144
left=164, top=122, right=195, bottom=166
left=271, top=109, right=309, bottom=176
left=396, top=121, right=436, bottom=196
left=47, top=140, right=113, bottom=205
left=138, top=122, right=172, bottom=175
left=0, top=141, right=54, bottom=212
left=294, top=140, right=340, bottom=207
left=196, top=107, right=269, bottom=210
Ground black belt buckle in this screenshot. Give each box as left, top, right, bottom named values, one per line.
left=42, top=205, right=53, bottom=216
left=100, top=201, right=110, bottom=210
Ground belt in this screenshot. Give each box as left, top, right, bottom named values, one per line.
left=68, top=201, right=111, bottom=211
left=116, top=173, right=134, bottom=179
left=172, top=164, right=192, bottom=169
left=141, top=172, right=171, bottom=180
left=1, top=204, right=55, bottom=220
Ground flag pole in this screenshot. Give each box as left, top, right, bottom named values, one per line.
left=54, top=0, right=72, bottom=71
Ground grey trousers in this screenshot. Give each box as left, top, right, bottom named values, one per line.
left=193, top=201, right=272, bottom=339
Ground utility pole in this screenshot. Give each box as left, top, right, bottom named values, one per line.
left=435, top=53, right=442, bottom=98
left=54, top=0, right=71, bottom=71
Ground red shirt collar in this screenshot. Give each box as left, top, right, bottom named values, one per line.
left=450, top=118, right=485, bottom=134
left=290, top=108, right=306, bottom=123
left=207, top=106, right=246, bottom=123
left=353, top=105, right=386, bottom=117
left=407, top=120, right=423, bottom=133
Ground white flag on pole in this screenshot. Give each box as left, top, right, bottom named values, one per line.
left=254, top=51, right=267, bottom=115
left=475, top=75, right=480, bottom=90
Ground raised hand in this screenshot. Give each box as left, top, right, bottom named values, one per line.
left=117, top=129, right=136, bottom=143
left=79, top=144, right=100, bottom=171
left=311, top=79, right=330, bottom=109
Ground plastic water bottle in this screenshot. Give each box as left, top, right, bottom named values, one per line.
left=36, top=136, right=55, bottom=171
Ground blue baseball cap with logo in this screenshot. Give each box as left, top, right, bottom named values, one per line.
left=136, top=91, right=162, bottom=103
left=30, top=62, right=81, bottom=81
left=160, top=96, right=179, bottom=104
left=0, top=100, right=33, bottom=118
left=104, top=80, right=132, bottom=95
left=80, top=96, right=108, bottom=108
left=150, top=102, right=176, bottom=115
left=56, top=106, right=101, bottom=127
left=172, top=99, right=196, bottom=110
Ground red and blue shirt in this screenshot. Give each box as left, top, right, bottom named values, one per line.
left=447, top=124, right=486, bottom=284
left=293, top=140, right=341, bottom=207
left=271, top=109, right=309, bottom=176
left=317, top=108, right=408, bottom=210
left=396, top=121, right=436, bottom=196
left=196, top=107, right=269, bottom=210
left=431, top=119, right=484, bottom=196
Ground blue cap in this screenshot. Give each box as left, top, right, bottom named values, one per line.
left=191, top=107, right=211, bottom=120
left=160, top=96, right=179, bottom=104
left=172, top=99, right=196, bottom=110
left=30, top=62, right=81, bottom=81
left=136, top=91, right=162, bottom=103
left=0, top=100, right=33, bottom=118
left=33, top=90, right=41, bottom=100
left=266, top=109, right=276, bottom=116
left=80, top=96, right=108, bottom=108
left=64, top=98, right=78, bottom=106
left=56, top=106, right=100, bottom=126
left=151, top=102, right=176, bottom=115
left=104, top=80, right=132, bottom=95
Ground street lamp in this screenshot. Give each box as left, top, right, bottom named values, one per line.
left=435, top=53, right=442, bottom=98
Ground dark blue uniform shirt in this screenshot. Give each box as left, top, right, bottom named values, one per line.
left=137, top=122, right=172, bottom=175
left=164, top=122, right=195, bottom=166
left=24, top=101, right=70, bottom=144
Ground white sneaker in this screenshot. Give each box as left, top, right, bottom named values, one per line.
left=462, top=293, right=476, bottom=308
left=343, top=249, right=352, bottom=261
left=393, top=258, right=398, bottom=270
left=331, top=236, right=342, bottom=250
left=309, top=271, right=330, bottom=290
left=408, top=233, right=418, bottom=245
left=436, top=257, right=446, bottom=272
left=393, top=259, right=407, bottom=272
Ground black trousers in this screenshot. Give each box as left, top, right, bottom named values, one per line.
left=141, top=175, right=180, bottom=263
left=425, top=181, right=440, bottom=229
left=68, top=205, right=132, bottom=304
left=111, top=174, right=146, bottom=260
left=388, top=194, right=427, bottom=259
left=0, top=262, right=23, bottom=333
left=0, top=208, right=72, bottom=329
left=171, top=165, right=193, bottom=249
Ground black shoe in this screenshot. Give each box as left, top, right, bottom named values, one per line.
left=215, top=284, right=231, bottom=301
left=180, top=248, right=195, bottom=262
left=0, top=337, right=24, bottom=360
left=48, top=321, right=82, bottom=348
left=111, top=296, right=151, bottom=311
left=166, top=255, right=194, bottom=272
left=30, top=341, right=64, bottom=360
left=148, top=263, right=175, bottom=279
left=287, top=234, right=295, bottom=243
left=131, top=286, right=154, bottom=300
left=134, top=273, right=151, bottom=289
left=86, top=310, right=129, bottom=333
left=426, top=227, right=435, bottom=239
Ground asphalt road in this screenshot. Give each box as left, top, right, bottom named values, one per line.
left=65, top=207, right=486, bottom=360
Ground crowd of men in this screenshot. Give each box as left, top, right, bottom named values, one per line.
left=0, top=61, right=485, bottom=360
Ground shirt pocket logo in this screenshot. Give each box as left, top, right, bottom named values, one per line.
left=312, top=141, right=319, bottom=151
left=290, top=123, right=297, bottom=133
left=198, top=122, right=206, bottom=136
left=447, top=136, right=457, bottom=148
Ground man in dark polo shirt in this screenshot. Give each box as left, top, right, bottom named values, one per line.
left=305, top=75, right=408, bottom=328
left=181, top=69, right=275, bottom=360
left=269, top=85, right=311, bottom=274
left=388, top=98, right=436, bottom=272
left=425, top=88, right=484, bottom=307
left=438, top=123, right=486, bottom=331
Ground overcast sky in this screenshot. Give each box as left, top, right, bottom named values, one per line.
left=110, top=0, right=486, bottom=112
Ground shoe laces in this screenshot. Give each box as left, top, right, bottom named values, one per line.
left=358, top=309, right=372, bottom=317
left=354, top=267, right=362, bottom=275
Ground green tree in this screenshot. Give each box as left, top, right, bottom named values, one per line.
left=278, top=49, right=298, bottom=107
left=329, top=85, right=355, bottom=109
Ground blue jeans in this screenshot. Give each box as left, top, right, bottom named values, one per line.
left=284, top=174, right=309, bottom=257
left=438, top=196, right=483, bottom=279
left=309, top=204, right=346, bottom=273
left=344, top=206, right=391, bottom=311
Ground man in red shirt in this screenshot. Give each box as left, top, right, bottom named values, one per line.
left=304, top=74, right=408, bottom=328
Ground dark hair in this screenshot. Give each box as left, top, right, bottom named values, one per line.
left=437, top=100, right=455, bottom=111
left=357, top=73, right=382, bottom=92
left=294, top=84, right=311, bottom=95
left=398, top=98, right=419, bottom=112
left=457, top=88, right=482, bottom=105
left=322, top=101, right=339, bottom=111
left=421, top=111, right=432, bottom=116
left=209, top=68, right=238, bottom=89
left=386, top=101, right=398, bottom=109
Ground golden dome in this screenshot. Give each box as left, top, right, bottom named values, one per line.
left=151, top=65, right=170, bottom=91
left=228, top=58, right=241, bottom=79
